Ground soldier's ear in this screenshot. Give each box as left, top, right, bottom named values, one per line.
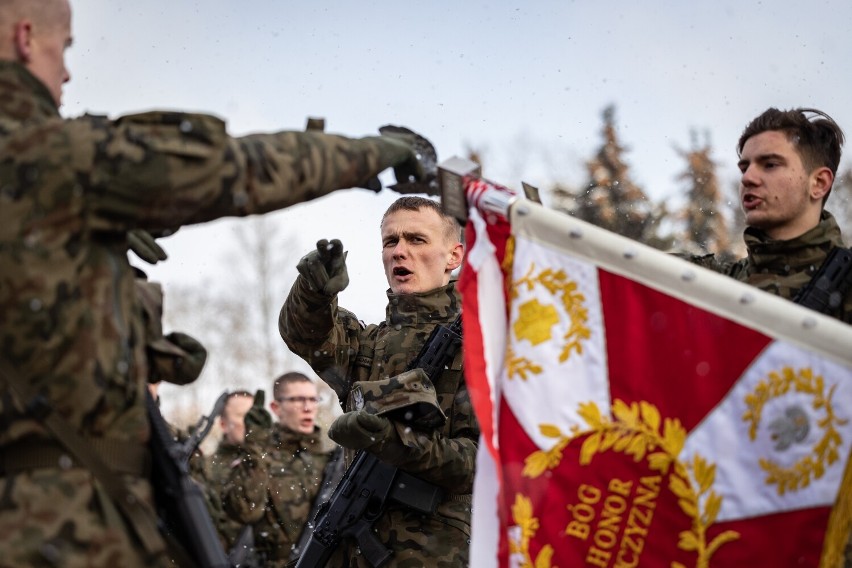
left=13, top=20, right=34, bottom=61
left=446, top=242, right=463, bottom=272
left=810, top=166, right=833, bottom=202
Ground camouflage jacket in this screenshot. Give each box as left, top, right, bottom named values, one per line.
left=0, top=58, right=411, bottom=447
left=683, top=210, right=851, bottom=324
left=205, top=441, right=247, bottom=551
left=0, top=59, right=412, bottom=565
left=222, top=425, right=333, bottom=566
left=280, top=279, right=478, bottom=567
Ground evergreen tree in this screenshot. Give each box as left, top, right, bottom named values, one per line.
left=551, top=104, right=671, bottom=248
left=673, top=130, right=733, bottom=260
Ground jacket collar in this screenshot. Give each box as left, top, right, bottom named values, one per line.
left=384, top=281, right=461, bottom=327
left=743, top=210, right=846, bottom=273
left=0, top=60, right=60, bottom=124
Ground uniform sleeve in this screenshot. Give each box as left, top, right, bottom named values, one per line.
left=366, top=374, right=479, bottom=493
left=278, top=276, right=365, bottom=401
left=65, top=111, right=407, bottom=232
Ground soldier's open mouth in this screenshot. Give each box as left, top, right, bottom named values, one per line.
left=393, top=267, right=412, bottom=276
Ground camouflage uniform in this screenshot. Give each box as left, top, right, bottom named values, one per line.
left=682, top=210, right=851, bottom=323
left=280, top=279, right=478, bottom=567
left=223, top=424, right=334, bottom=567
left=0, top=60, right=416, bottom=567
left=205, top=440, right=247, bottom=552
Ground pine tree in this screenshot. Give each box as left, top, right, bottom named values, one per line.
left=673, top=130, right=733, bottom=260
left=551, top=105, right=671, bottom=248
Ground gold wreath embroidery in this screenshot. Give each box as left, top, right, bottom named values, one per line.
left=523, top=400, right=739, bottom=568
left=506, top=345, right=544, bottom=382
left=507, top=263, right=591, bottom=380
left=509, top=493, right=557, bottom=568
left=742, top=366, right=847, bottom=495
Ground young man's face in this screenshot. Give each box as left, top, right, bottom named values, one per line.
left=738, top=130, right=828, bottom=240
left=24, top=0, right=73, bottom=107
left=271, top=381, right=319, bottom=435
left=220, top=395, right=253, bottom=445
left=381, top=207, right=463, bottom=295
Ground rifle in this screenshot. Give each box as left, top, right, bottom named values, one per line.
left=147, top=391, right=231, bottom=568
left=793, top=246, right=852, bottom=314
left=289, top=446, right=346, bottom=562
left=177, top=390, right=229, bottom=466
left=295, top=315, right=463, bottom=568
left=228, top=524, right=257, bottom=567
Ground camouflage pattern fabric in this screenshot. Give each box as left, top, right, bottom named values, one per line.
left=0, top=60, right=415, bottom=567
left=280, top=279, right=477, bottom=567
left=204, top=441, right=247, bottom=552
left=222, top=425, right=333, bottom=567
left=681, top=210, right=851, bottom=323
left=135, top=276, right=207, bottom=386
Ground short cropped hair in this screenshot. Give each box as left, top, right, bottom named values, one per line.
left=272, top=371, right=312, bottom=401
left=225, top=390, right=253, bottom=403
left=381, top=196, right=462, bottom=243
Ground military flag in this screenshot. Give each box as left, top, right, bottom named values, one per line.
left=458, top=183, right=852, bottom=568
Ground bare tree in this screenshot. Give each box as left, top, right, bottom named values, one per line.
left=831, top=169, right=852, bottom=237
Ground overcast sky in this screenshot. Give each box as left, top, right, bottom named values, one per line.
left=61, top=0, right=852, bottom=411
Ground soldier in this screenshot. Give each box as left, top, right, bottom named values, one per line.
left=682, top=107, right=851, bottom=324
left=279, top=196, right=478, bottom=566
left=0, top=0, right=427, bottom=565
left=678, top=108, right=852, bottom=565
left=223, top=372, right=340, bottom=567
left=205, top=390, right=254, bottom=553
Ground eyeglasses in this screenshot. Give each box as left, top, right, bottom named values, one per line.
left=277, top=396, right=321, bottom=406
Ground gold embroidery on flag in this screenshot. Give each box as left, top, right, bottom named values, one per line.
left=508, top=262, right=591, bottom=380
left=506, top=345, right=544, bottom=381
left=524, top=400, right=739, bottom=567
left=742, top=366, right=847, bottom=495
left=509, top=493, right=556, bottom=568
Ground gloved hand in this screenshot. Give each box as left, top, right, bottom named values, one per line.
left=296, top=238, right=349, bottom=295
left=166, top=332, right=208, bottom=384
left=376, top=125, right=438, bottom=196
left=128, top=229, right=168, bottom=264
left=328, top=410, right=393, bottom=450
left=244, top=390, right=273, bottom=444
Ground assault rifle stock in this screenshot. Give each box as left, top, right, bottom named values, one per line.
left=290, top=446, right=345, bottom=563
left=177, top=390, right=229, bottom=466
left=147, top=392, right=230, bottom=568
left=793, top=246, right=852, bottom=315
left=294, top=316, right=462, bottom=568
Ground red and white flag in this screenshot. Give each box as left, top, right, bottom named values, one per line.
left=458, top=186, right=852, bottom=568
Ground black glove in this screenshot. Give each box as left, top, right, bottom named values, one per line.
left=377, top=125, right=438, bottom=196
left=166, top=332, right=208, bottom=383
left=296, top=238, right=349, bottom=295
left=244, top=390, right=272, bottom=444
left=128, top=229, right=168, bottom=264
left=328, top=410, right=393, bottom=450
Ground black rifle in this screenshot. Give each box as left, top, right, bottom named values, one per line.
left=147, top=391, right=231, bottom=568
left=793, top=246, right=852, bottom=315
left=289, top=446, right=346, bottom=563
left=177, top=390, right=229, bottom=466
left=228, top=524, right=258, bottom=567
left=294, top=316, right=463, bottom=568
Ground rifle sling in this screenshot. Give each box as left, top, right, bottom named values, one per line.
left=0, top=438, right=150, bottom=476
left=0, top=358, right=167, bottom=559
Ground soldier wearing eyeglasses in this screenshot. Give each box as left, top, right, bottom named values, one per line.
left=222, top=372, right=340, bottom=567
